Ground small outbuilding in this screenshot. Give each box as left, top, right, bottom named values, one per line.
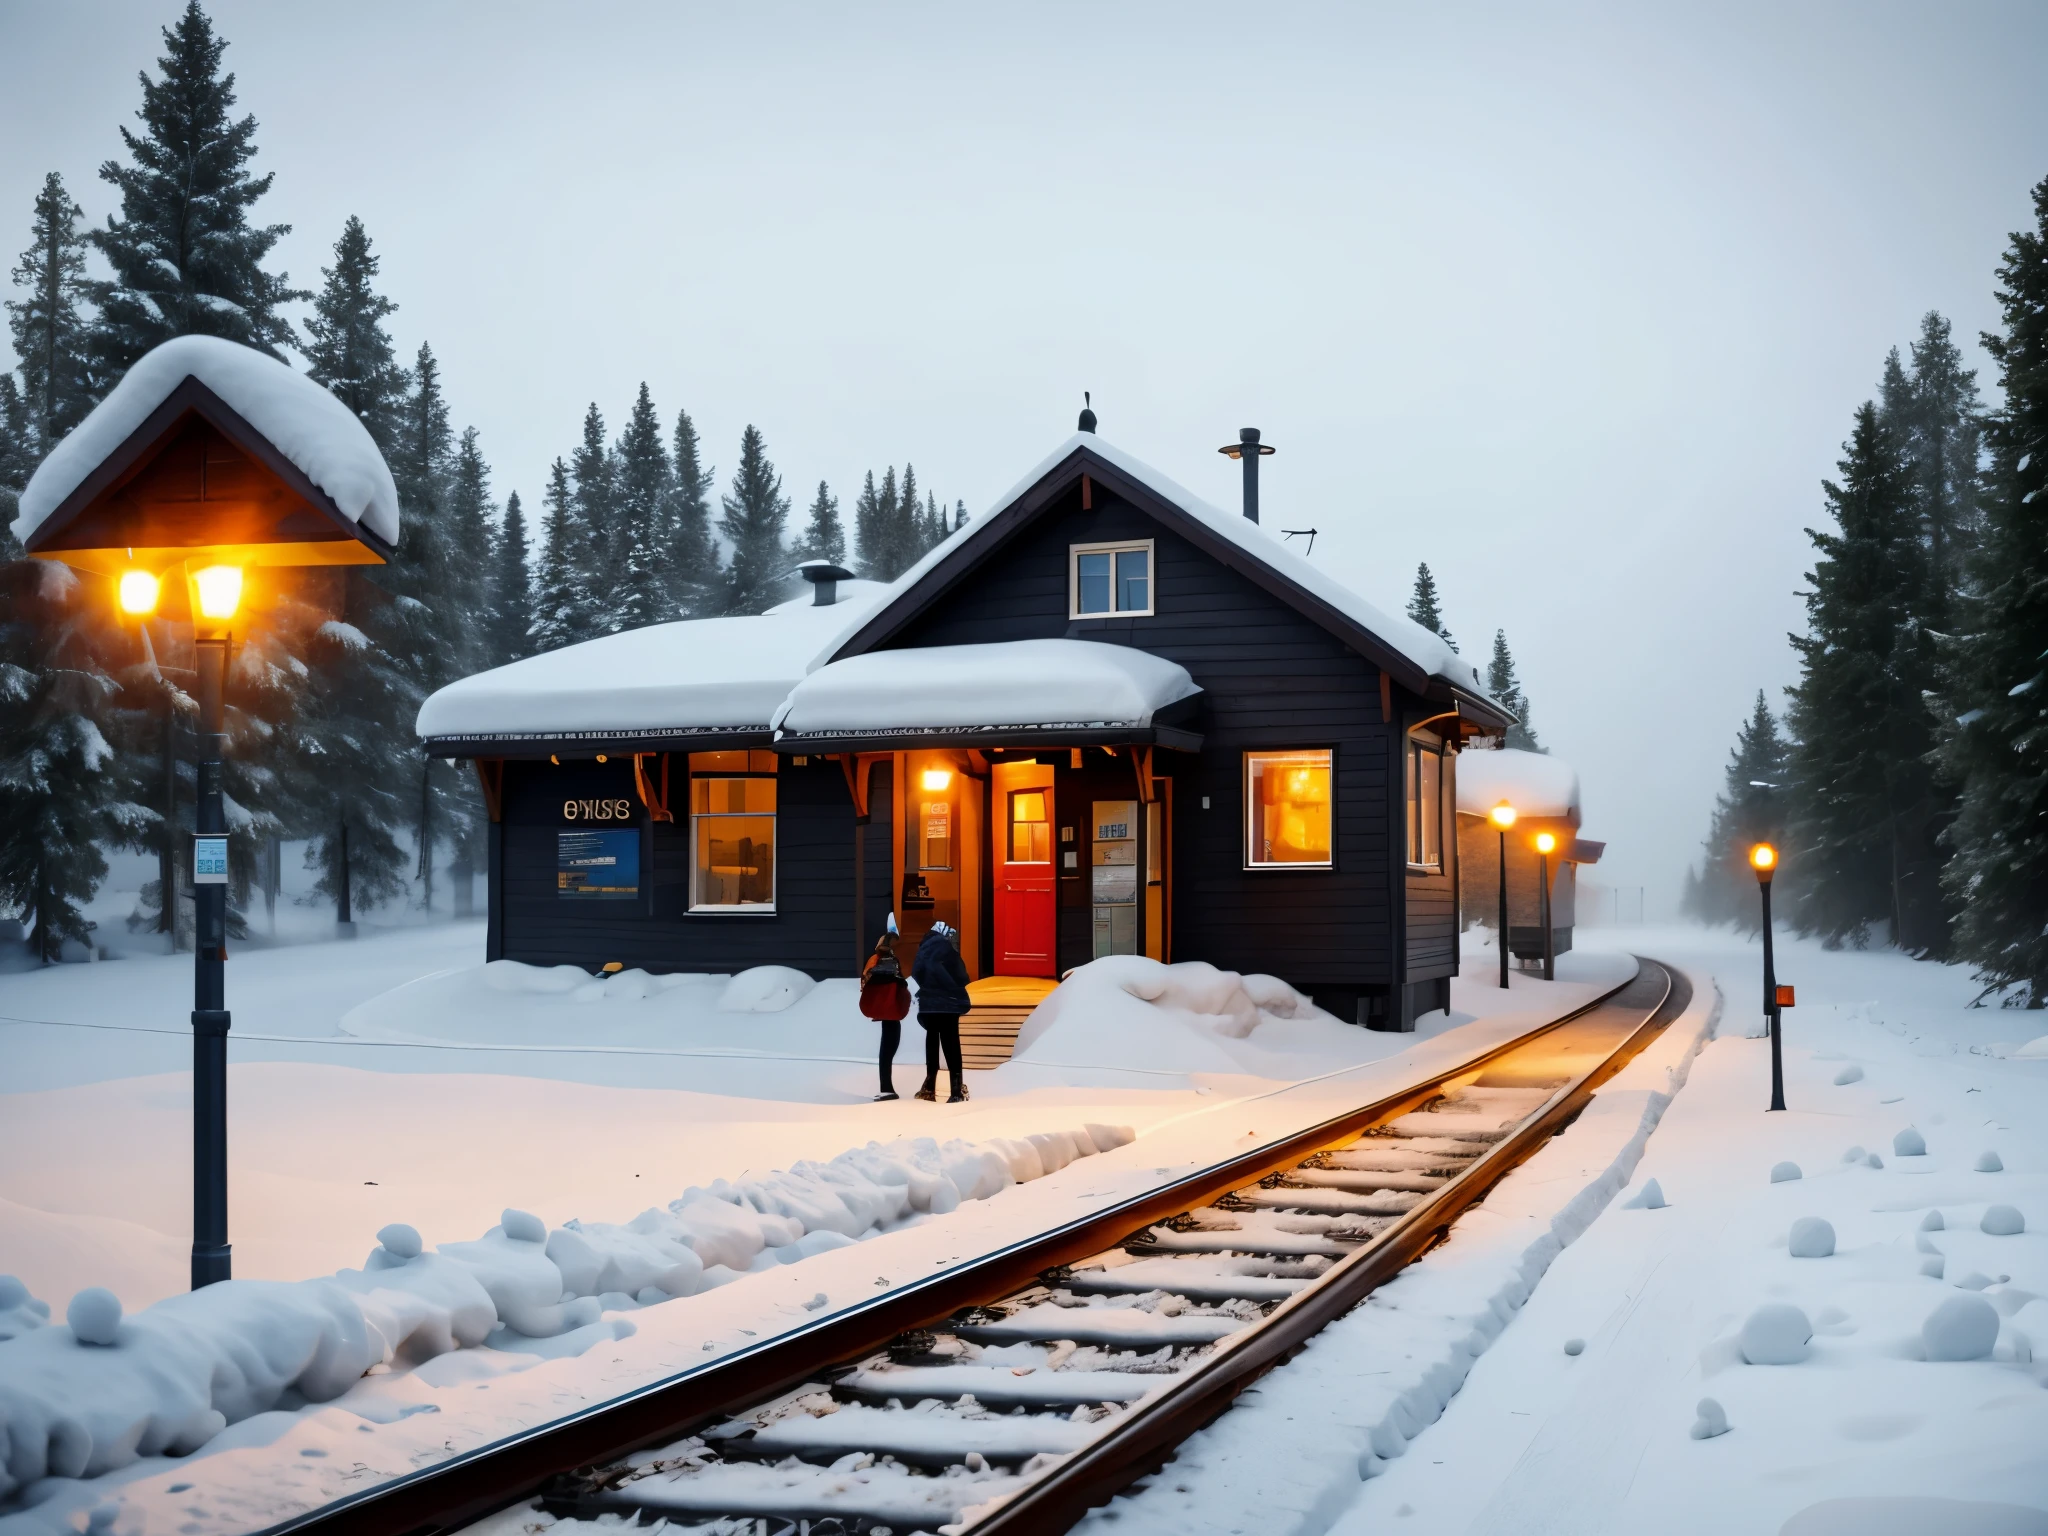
left=1455, top=747, right=1604, bottom=963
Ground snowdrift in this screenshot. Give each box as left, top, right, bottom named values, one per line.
left=1006, top=957, right=1364, bottom=1079
left=0, top=1122, right=1132, bottom=1496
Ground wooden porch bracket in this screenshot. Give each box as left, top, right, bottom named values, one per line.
left=836, top=752, right=893, bottom=821
left=473, top=758, right=504, bottom=823
left=632, top=752, right=674, bottom=823
left=1133, top=746, right=1160, bottom=804
left=1379, top=671, right=1393, bottom=725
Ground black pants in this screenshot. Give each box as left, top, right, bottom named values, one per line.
left=877, top=1017, right=901, bottom=1094
left=920, top=1012, right=964, bottom=1091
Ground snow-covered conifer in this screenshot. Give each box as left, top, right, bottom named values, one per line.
left=1683, top=691, right=1790, bottom=929
left=1486, top=630, right=1541, bottom=752
left=529, top=458, right=587, bottom=653
left=0, top=376, right=32, bottom=556
left=7, top=172, right=97, bottom=451
left=570, top=404, right=615, bottom=626
left=665, top=407, right=717, bottom=617
left=487, top=489, right=533, bottom=665
left=302, top=216, right=404, bottom=452
left=88, top=2, right=305, bottom=375
left=613, top=384, right=670, bottom=630
left=792, top=480, right=845, bottom=566
left=1406, top=563, right=1457, bottom=651
left=719, top=425, right=791, bottom=614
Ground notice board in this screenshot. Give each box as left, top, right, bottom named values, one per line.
left=557, top=828, right=641, bottom=899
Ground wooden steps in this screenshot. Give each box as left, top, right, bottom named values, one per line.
left=960, top=976, right=1058, bottom=1070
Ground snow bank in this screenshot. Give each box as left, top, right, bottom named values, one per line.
left=1455, top=746, right=1581, bottom=820
left=0, top=1122, right=1133, bottom=1498
left=14, top=335, right=400, bottom=546
left=1004, top=956, right=1359, bottom=1078
left=773, top=639, right=1200, bottom=736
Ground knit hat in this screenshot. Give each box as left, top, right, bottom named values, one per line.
left=930, top=920, right=956, bottom=941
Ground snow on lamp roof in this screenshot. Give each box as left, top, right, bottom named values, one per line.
left=1455, top=747, right=1580, bottom=821
left=773, top=639, right=1200, bottom=741
left=416, top=592, right=888, bottom=746
left=13, top=335, right=400, bottom=550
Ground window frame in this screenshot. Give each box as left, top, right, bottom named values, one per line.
left=1069, top=538, right=1157, bottom=620
left=1406, top=736, right=1446, bottom=873
left=1242, top=747, right=1337, bottom=872
left=686, top=766, right=779, bottom=915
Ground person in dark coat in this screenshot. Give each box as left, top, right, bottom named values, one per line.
left=910, top=919, right=973, bottom=1102
left=859, top=916, right=911, bottom=1101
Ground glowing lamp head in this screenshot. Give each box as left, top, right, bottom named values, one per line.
left=193, top=565, right=244, bottom=622
left=117, top=569, right=160, bottom=615
left=1535, top=831, right=1556, bottom=855
left=1750, top=842, right=1778, bottom=876
left=1489, top=801, right=1517, bottom=830
left=920, top=768, right=953, bottom=792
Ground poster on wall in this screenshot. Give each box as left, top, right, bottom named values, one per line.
left=558, top=829, right=641, bottom=899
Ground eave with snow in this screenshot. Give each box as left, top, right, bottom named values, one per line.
left=420, top=419, right=1526, bottom=1035
left=15, top=335, right=399, bottom=578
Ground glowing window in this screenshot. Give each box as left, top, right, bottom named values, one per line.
left=1407, top=740, right=1444, bottom=870
left=690, top=775, right=776, bottom=910
left=1071, top=541, right=1154, bottom=618
left=1009, top=789, right=1051, bottom=863
left=1244, top=750, right=1334, bottom=869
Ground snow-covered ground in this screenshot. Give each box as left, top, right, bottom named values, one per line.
left=0, top=916, right=1629, bottom=1535
left=1100, top=923, right=2048, bottom=1536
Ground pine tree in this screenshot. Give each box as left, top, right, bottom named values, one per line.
left=1486, top=630, right=1542, bottom=752
left=1939, top=175, right=2048, bottom=998
left=719, top=425, right=791, bottom=614
left=922, top=490, right=946, bottom=553
left=7, top=172, right=96, bottom=451
left=570, top=404, right=615, bottom=626
left=1903, top=311, right=1985, bottom=617
left=896, top=464, right=921, bottom=576
left=89, top=2, right=305, bottom=375
left=529, top=458, right=587, bottom=652
left=487, top=489, right=533, bottom=665
left=852, top=470, right=886, bottom=579
left=664, top=407, right=717, bottom=617
left=1784, top=398, right=1946, bottom=950
left=792, top=480, right=846, bottom=565
left=613, top=384, right=670, bottom=630
left=444, top=427, right=495, bottom=670
left=1406, top=562, right=1457, bottom=651
left=303, top=216, right=404, bottom=451
left=1683, top=691, right=1790, bottom=929
left=0, top=376, right=32, bottom=556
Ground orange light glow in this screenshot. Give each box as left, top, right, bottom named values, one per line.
left=193, top=565, right=244, bottom=621
left=1751, top=842, right=1778, bottom=872
left=921, top=768, right=953, bottom=792
left=1535, top=831, right=1556, bottom=854
left=1489, top=801, right=1517, bottom=830
left=118, top=570, right=160, bottom=615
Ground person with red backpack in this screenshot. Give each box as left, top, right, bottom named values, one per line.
left=859, top=914, right=912, bottom=1101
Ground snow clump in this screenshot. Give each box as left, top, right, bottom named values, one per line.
left=1842, top=1146, right=1866, bottom=1163
left=1920, top=1209, right=1945, bottom=1231
left=376, top=1222, right=423, bottom=1260
left=1893, top=1128, right=1927, bottom=1157
left=1789, top=1217, right=1836, bottom=1258
left=1624, top=1178, right=1666, bottom=1210
left=1865, top=1153, right=1884, bottom=1169
left=66, top=1288, right=123, bottom=1346
left=1739, top=1304, right=1812, bottom=1364
left=1922, top=1256, right=1946, bottom=1279
left=1563, top=1337, right=1585, bottom=1356
left=480, top=960, right=591, bottom=994
left=1922, top=1294, right=1999, bottom=1361
left=0, top=1274, right=50, bottom=1341
left=1690, top=1397, right=1731, bottom=1439
left=718, top=965, right=818, bottom=1013
left=1770, top=1161, right=1801, bottom=1183
left=1832, top=1064, right=1864, bottom=1085
left=1976, top=1150, right=2005, bottom=1173
left=1981, top=1204, right=2025, bottom=1236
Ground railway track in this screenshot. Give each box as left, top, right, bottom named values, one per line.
left=283, top=959, right=1685, bottom=1536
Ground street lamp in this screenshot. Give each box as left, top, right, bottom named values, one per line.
left=1751, top=842, right=1785, bottom=1112
left=1534, top=831, right=1556, bottom=981
left=17, top=336, right=398, bottom=1288
left=1490, top=800, right=1517, bottom=989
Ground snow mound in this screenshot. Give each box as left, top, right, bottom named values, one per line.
left=1921, top=1209, right=1945, bottom=1231
left=1563, top=1337, right=1585, bottom=1356
left=718, top=966, right=818, bottom=1013
left=1739, top=1303, right=1811, bottom=1364
left=1624, top=1178, right=1666, bottom=1210
left=1833, top=1063, right=1864, bottom=1085
left=0, top=1120, right=1132, bottom=1497
left=480, top=960, right=591, bottom=995
left=1004, top=957, right=1352, bottom=1078
left=1894, top=1128, right=1928, bottom=1157
left=1977, top=1150, right=2005, bottom=1173
left=1789, top=1217, right=1835, bottom=1258
left=15, top=335, right=399, bottom=545
left=1981, top=1204, right=2025, bottom=1236
left=1922, top=1294, right=1999, bottom=1361
left=2013, top=1035, right=2048, bottom=1060
left=1770, top=1161, right=1801, bottom=1183
left=1690, top=1397, right=1730, bottom=1439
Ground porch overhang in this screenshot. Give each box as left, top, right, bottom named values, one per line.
left=420, top=725, right=773, bottom=760
left=773, top=721, right=1203, bottom=754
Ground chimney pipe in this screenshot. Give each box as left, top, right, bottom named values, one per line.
left=1216, top=427, right=1275, bottom=523
left=796, top=561, right=853, bottom=606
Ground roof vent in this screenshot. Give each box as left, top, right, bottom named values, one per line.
left=796, top=560, right=854, bottom=606
left=1077, top=391, right=1097, bottom=434
left=1217, top=427, right=1275, bottom=523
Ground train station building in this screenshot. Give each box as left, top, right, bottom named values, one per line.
left=418, top=420, right=1515, bottom=1040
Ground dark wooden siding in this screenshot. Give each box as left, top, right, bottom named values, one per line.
left=495, top=754, right=886, bottom=978
left=1405, top=738, right=1459, bottom=980
left=886, top=485, right=1420, bottom=992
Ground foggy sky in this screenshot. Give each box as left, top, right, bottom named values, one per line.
left=4, top=1, right=2045, bottom=915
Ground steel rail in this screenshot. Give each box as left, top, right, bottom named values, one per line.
left=262, top=960, right=1662, bottom=1536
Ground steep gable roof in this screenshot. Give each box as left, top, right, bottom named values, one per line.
left=828, top=432, right=1508, bottom=724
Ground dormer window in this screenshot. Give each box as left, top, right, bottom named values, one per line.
left=1071, top=540, right=1154, bottom=618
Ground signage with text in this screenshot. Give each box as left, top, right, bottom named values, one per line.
left=558, top=829, right=641, bottom=899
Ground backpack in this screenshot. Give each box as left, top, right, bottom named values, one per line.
left=860, top=954, right=911, bottom=1022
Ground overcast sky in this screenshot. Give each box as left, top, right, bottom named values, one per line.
left=5, top=1, right=2045, bottom=914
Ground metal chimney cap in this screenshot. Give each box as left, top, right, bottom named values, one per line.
left=1218, top=426, right=1276, bottom=461
left=1077, top=391, right=1097, bottom=434
left=795, top=561, right=855, bottom=606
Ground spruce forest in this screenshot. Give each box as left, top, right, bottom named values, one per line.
left=1687, top=176, right=2048, bottom=1001
left=0, top=3, right=964, bottom=961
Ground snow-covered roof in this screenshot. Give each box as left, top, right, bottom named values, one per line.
left=417, top=593, right=886, bottom=745
left=773, top=639, right=1200, bottom=739
left=838, top=432, right=1492, bottom=701
left=1455, top=747, right=1580, bottom=820
left=13, top=335, right=401, bottom=547
left=763, top=578, right=890, bottom=615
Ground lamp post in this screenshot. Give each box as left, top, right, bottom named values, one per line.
left=1490, top=801, right=1517, bottom=989
left=1751, top=842, right=1785, bottom=1112
left=1535, top=831, right=1556, bottom=981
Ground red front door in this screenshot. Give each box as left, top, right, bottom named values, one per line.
left=995, top=783, right=1057, bottom=976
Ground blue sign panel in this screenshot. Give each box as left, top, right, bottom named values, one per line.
left=558, top=829, right=641, bottom=900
